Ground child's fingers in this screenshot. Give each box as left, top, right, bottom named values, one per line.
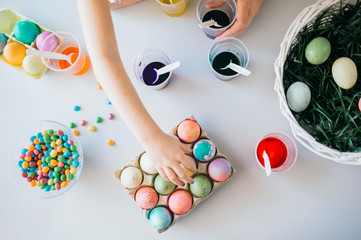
left=172, top=164, right=194, bottom=184
left=179, top=155, right=197, bottom=172
left=165, top=167, right=184, bottom=186
left=158, top=167, right=171, bottom=182
left=205, top=0, right=226, bottom=9
left=180, top=143, right=192, bottom=154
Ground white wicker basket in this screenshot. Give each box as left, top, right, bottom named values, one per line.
left=274, top=0, right=361, bottom=165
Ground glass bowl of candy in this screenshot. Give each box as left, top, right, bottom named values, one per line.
left=9, top=120, right=83, bottom=198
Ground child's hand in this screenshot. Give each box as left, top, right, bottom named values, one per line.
left=206, top=0, right=264, bottom=39
left=145, top=133, right=197, bottom=186
left=108, top=0, right=143, bottom=9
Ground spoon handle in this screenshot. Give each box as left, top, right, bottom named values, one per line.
left=263, top=151, right=272, bottom=177
left=26, top=48, right=68, bottom=60
left=157, top=61, right=180, bottom=75
left=198, top=19, right=220, bottom=28
left=228, top=63, right=251, bottom=76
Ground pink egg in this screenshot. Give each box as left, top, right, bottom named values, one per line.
left=36, top=32, right=59, bottom=52
left=177, top=120, right=201, bottom=143
left=208, top=158, right=232, bottom=182
left=135, top=186, right=158, bottom=209
left=168, top=190, right=192, bottom=215
left=359, top=98, right=361, bottom=112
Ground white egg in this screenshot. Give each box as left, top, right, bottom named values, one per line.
left=287, top=82, right=311, bottom=112
left=22, top=55, right=46, bottom=75
left=139, top=152, right=158, bottom=175
left=332, top=57, right=358, bottom=89
left=120, top=167, right=143, bottom=189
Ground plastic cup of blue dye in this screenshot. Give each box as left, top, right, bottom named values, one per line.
left=133, top=48, right=172, bottom=90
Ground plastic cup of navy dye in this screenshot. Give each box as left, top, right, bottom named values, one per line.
left=208, top=37, right=249, bottom=81
left=197, top=0, right=237, bottom=39
left=255, top=132, right=298, bottom=173
left=133, top=48, right=172, bottom=90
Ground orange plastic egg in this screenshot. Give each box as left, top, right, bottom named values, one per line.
left=3, top=42, right=26, bottom=65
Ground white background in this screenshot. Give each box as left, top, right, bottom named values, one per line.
left=1, top=0, right=361, bottom=239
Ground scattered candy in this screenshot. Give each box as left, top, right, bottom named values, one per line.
left=109, top=113, right=114, bottom=120
left=69, top=122, right=76, bottom=129
left=96, top=117, right=103, bottom=123
left=17, top=129, right=81, bottom=192
left=73, top=129, right=79, bottom=136
left=74, top=105, right=81, bottom=111
left=88, top=125, right=96, bottom=132
left=107, top=139, right=114, bottom=146
left=107, top=99, right=112, bottom=105
left=96, top=82, right=102, bottom=89
left=80, top=120, right=86, bottom=126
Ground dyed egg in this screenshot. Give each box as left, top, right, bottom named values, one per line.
left=177, top=120, right=201, bottom=143
left=190, top=174, right=212, bottom=198
left=0, top=33, right=7, bottom=54
left=35, top=32, right=59, bottom=51
left=13, top=21, right=40, bottom=44
left=139, top=152, right=158, bottom=175
left=154, top=174, right=176, bottom=195
left=359, top=98, right=361, bottom=112
left=208, top=158, right=232, bottom=182
left=305, top=37, right=331, bottom=65
left=22, top=55, right=46, bottom=75
left=120, top=167, right=143, bottom=189
left=168, top=190, right=193, bottom=215
left=257, top=139, right=284, bottom=168
left=181, top=156, right=197, bottom=177
left=148, top=206, right=173, bottom=230
left=332, top=57, right=357, bottom=89
left=3, top=42, right=26, bottom=65
left=287, top=82, right=311, bottom=112
left=193, top=139, right=216, bottom=161
left=135, top=186, right=158, bottom=209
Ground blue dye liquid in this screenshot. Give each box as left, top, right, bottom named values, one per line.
left=142, top=62, right=170, bottom=86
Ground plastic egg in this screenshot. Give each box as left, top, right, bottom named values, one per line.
left=168, top=190, right=193, bottom=215
left=190, top=174, right=212, bottom=198
left=332, top=57, right=357, bottom=89
left=135, top=186, right=158, bottom=209
left=36, top=32, right=59, bottom=52
left=193, top=139, right=216, bottom=162
left=208, top=158, right=232, bottom=182
left=13, top=21, right=40, bottom=44
left=148, top=206, right=173, bottom=230
left=139, top=152, right=158, bottom=175
left=0, top=33, right=7, bottom=54
left=120, top=167, right=143, bottom=189
left=305, top=37, right=331, bottom=65
left=22, top=55, right=46, bottom=75
left=154, top=174, right=176, bottom=195
left=287, top=82, right=311, bottom=112
left=177, top=119, right=201, bottom=143
left=3, top=42, right=26, bottom=65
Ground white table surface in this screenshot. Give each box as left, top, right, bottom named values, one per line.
left=1, top=0, right=361, bottom=239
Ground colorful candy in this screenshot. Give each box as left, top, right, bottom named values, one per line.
left=108, top=113, right=114, bottom=120
left=88, top=125, right=96, bottom=132
left=96, top=82, right=102, bottom=89
left=69, top=122, right=76, bottom=129
left=17, top=129, right=81, bottom=191
left=96, top=117, right=102, bottom=123
left=107, top=139, right=114, bottom=146
left=74, top=105, right=81, bottom=111
left=80, top=120, right=86, bottom=126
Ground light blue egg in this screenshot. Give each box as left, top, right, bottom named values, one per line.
left=149, top=206, right=173, bottom=230
left=0, top=33, right=7, bottom=54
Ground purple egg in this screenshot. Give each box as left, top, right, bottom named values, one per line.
left=36, top=32, right=59, bottom=52
left=208, top=158, right=232, bottom=182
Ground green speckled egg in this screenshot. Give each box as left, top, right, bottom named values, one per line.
left=154, top=174, right=176, bottom=195
left=305, top=37, right=331, bottom=65
left=190, top=174, right=212, bottom=198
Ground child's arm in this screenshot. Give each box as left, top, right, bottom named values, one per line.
left=108, top=0, right=143, bottom=9
left=77, top=0, right=196, bottom=186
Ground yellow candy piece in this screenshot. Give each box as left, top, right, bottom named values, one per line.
left=50, top=149, right=57, bottom=158
left=42, top=130, right=48, bottom=135
left=62, top=148, right=69, bottom=153
left=70, top=167, right=77, bottom=175
left=22, top=161, right=29, bottom=169
left=88, top=125, right=96, bottom=132
left=50, top=141, right=56, bottom=148
left=56, top=139, right=62, bottom=145
left=48, top=178, right=54, bottom=186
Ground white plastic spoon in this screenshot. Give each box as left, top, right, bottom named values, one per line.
left=152, top=61, right=180, bottom=84
left=220, top=60, right=251, bottom=76
left=26, top=48, right=73, bottom=64
left=198, top=19, right=222, bottom=28
left=263, top=151, right=272, bottom=177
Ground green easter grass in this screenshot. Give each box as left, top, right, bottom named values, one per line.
left=283, top=0, right=361, bottom=152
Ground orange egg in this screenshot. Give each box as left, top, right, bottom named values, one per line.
left=3, top=42, right=26, bottom=65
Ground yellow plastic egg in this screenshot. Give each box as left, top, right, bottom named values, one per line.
left=332, top=57, right=357, bottom=89
left=3, top=42, right=26, bottom=65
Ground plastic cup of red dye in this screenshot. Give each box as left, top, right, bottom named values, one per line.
left=133, top=48, right=172, bottom=90
left=255, top=132, right=297, bottom=173
left=41, top=32, right=89, bottom=75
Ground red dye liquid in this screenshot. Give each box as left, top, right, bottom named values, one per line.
left=257, top=137, right=288, bottom=168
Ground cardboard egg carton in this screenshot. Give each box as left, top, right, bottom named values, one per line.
left=0, top=8, right=54, bottom=79
left=114, top=116, right=237, bottom=233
